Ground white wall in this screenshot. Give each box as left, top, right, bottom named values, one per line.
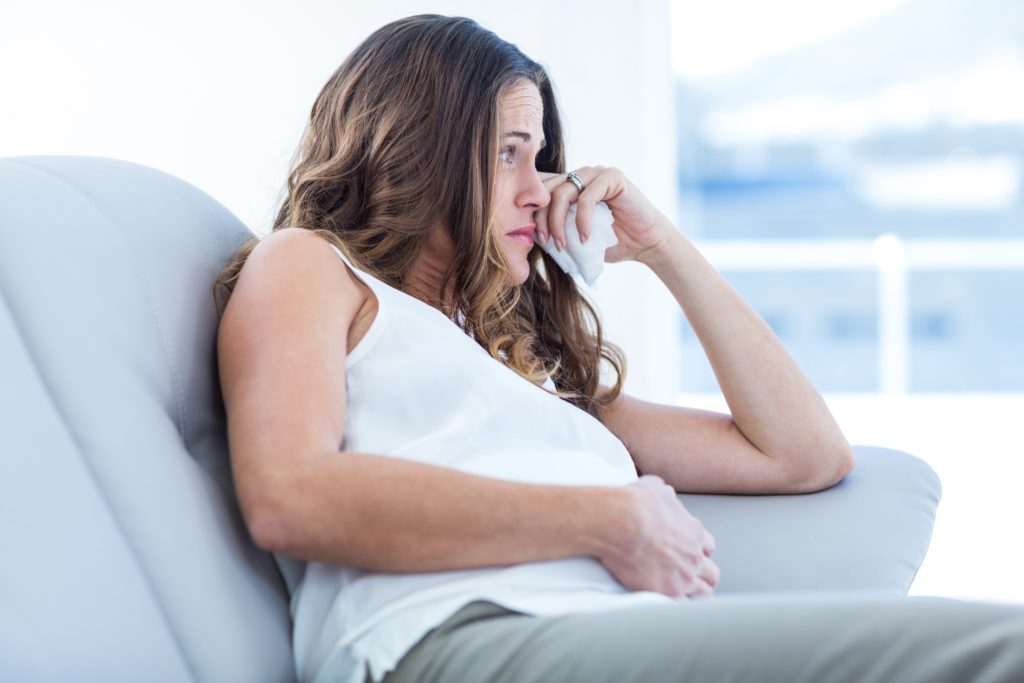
left=2, top=0, right=681, bottom=400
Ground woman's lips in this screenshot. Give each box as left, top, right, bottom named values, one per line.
left=506, top=227, right=536, bottom=245
left=507, top=231, right=535, bottom=244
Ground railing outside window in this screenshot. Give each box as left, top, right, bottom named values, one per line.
left=690, top=237, right=1024, bottom=393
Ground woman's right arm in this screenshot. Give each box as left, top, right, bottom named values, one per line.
left=217, top=228, right=715, bottom=596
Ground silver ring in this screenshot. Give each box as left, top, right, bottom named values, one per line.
left=566, top=171, right=586, bottom=194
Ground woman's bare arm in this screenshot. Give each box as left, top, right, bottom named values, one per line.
left=217, top=227, right=629, bottom=572
left=639, top=229, right=854, bottom=488
left=539, top=167, right=852, bottom=493
left=259, top=450, right=720, bottom=600
left=255, top=449, right=627, bottom=571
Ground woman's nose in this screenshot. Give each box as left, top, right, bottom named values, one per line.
left=521, top=169, right=551, bottom=208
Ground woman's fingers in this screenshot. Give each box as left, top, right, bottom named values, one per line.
left=547, top=176, right=575, bottom=252
left=539, top=167, right=600, bottom=252
left=689, top=559, right=720, bottom=597
left=702, top=556, right=720, bottom=587
left=703, top=529, right=716, bottom=557
left=575, top=189, right=595, bottom=245
left=535, top=172, right=562, bottom=246
left=692, top=579, right=716, bottom=598
left=572, top=168, right=613, bottom=245
left=534, top=205, right=550, bottom=245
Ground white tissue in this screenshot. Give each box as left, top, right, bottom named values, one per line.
left=534, top=201, right=618, bottom=286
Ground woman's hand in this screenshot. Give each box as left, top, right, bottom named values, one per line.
left=598, top=474, right=720, bottom=599
left=535, top=167, right=677, bottom=267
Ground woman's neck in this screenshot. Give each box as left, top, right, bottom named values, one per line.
left=405, top=227, right=457, bottom=316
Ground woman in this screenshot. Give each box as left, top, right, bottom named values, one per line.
left=213, top=14, right=1024, bottom=683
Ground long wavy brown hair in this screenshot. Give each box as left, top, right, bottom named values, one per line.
left=212, top=14, right=626, bottom=420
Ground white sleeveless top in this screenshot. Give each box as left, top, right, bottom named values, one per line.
left=274, top=243, right=678, bottom=683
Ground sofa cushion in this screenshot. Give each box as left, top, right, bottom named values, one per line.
left=679, top=445, right=941, bottom=594
left=0, top=156, right=294, bottom=682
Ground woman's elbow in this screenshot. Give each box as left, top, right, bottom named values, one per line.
left=817, top=440, right=856, bottom=491
left=830, top=440, right=856, bottom=484
left=790, top=439, right=856, bottom=493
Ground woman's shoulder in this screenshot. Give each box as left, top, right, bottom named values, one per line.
left=238, top=227, right=369, bottom=327
left=254, top=226, right=339, bottom=260
left=254, top=227, right=356, bottom=279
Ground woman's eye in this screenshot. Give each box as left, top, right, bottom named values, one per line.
left=500, top=146, right=516, bottom=165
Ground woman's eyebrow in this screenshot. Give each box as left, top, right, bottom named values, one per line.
left=502, top=131, right=546, bottom=149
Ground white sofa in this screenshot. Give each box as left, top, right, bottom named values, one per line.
left=0, top=155, right=942, bottom=681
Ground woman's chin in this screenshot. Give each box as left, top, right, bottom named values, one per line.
left=500, top=249, right=532, bottom=286
left=512, top=257, right=533, bottom=285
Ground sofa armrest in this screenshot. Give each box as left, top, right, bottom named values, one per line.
left=676, top=445, right=941, bottom=595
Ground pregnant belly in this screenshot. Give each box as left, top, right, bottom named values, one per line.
left=455, top=447, right=635, bottom=487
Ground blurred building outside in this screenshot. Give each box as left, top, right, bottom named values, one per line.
left=671, top=0, right=1024, bottom=604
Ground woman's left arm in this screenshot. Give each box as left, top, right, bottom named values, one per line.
left=537, top=167, right=855, bottom=495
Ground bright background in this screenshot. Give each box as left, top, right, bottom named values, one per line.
left=670, top=0, right=1024, bottom=605
left=3, top=0, right=1021, bottom=603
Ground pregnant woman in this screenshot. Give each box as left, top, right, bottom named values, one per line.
left=212, top=13, right=1024, bottom=683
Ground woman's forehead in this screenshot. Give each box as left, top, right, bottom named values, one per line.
left=499, top=82, right=544, bottom=129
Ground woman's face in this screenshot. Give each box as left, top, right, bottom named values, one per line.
left=493, top=81, right=551, bottom=285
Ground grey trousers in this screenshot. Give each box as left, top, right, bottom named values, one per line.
left=378, top=591, right=1024, bottom=682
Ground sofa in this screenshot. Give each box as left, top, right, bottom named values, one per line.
left=0, top=155, right=942, bottom=682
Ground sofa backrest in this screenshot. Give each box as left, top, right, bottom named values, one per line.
left=0, top=156, right=295, bottom=682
